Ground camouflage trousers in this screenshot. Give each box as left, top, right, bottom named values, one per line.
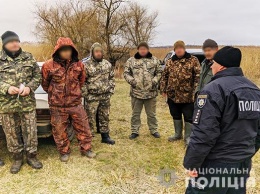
left=131, top=97, right=158, bottom=134
left=85, top=98, right=111, bottom=134
left=1, top=111, right=38, bottom=154
left=50, top=105, right=92, bottom=155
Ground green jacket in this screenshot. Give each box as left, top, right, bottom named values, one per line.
left=124, top=52, right=162, bottom=99
left=0, top=50, right=41, bottom=113
left=196, top=59, right=213, bottom=93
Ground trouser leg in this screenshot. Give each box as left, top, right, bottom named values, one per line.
left=186, top=159, right=251, bottom=194
left=85, top=101, right=99, bottom=135
left=69, top=105, right=92, bottom=153
left=131, top=97, right=144, bottom=134
left=20, top=111, right=38, bottom=154
left=96, top=110, right=100, bottom=133
left=50, top=107, right=70, bottom=155
left=98, top=98, right=110, bottom=133
left=143, top=97, right=158, bottom=134
left=1, top=113, right=23, bottom=154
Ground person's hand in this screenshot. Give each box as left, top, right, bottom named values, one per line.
left=8, top=86, right=20, bottom=95
left=186, top=169, right=198, bottom=178
left=20, top=87, right=31, bottom=96
left=162, top=93, right=167, bottom=98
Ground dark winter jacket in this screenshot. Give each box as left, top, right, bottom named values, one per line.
left=184, top=67, right=260, bottom=169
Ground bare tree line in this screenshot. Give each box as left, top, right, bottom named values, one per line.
left=34, top=0, right=158, bottom=66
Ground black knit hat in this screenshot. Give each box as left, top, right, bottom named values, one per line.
left=213, top=46, right=242, bottom=68
left=202, top=39, right=218, bottom=49
left=137, top=42, right=149, bottom=49
left=1, top=31, right=20, bottom=46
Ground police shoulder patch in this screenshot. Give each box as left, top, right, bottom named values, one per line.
left=197, top=95, right=207, bottom=109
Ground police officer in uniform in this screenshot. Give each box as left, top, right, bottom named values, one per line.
left=184, top=46, right=260, bottom=194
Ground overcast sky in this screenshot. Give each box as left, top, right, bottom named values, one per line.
left=0, top=0, right=260, bottom=46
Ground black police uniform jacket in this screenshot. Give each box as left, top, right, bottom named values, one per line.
left=184, top=67, right=260, bottom=170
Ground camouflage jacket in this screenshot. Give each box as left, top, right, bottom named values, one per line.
left=160, top=52, right=200, bottom=103
left=42, top=37, right=86, bottom=107
left=83, top=43, right=115, bottom=102
left=124, top=52, right=162, bottom=99
left=195, top=59, right=213, bottom=93
left=0, top=50, right=41, bottom=113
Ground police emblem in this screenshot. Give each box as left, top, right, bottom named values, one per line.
left=157, top=168, right=178, bottom=188
left=197, top=95, right=207, bottom=108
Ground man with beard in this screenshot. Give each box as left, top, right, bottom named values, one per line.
left=83, top=43, right=115, bottom=145
left=124, top=42, right=162, bottom=139
left=196, top=39, right=218, bottom=93
left=42, top=37, right=95, bottom=162
left=0, top=31, right=43, bottom=173
left=160, top=40, right=200, bottom=145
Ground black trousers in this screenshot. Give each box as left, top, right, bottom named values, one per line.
left=167, top=98, right=194, bottom=123
left=186, top=158, right=252, bottom=194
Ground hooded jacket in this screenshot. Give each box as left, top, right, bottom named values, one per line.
left=124, top=52, right=162, bottom=99
left=82, top=43, right=115, bottom=101
left=0, top=50, right=41, bottom=113
left=41, top=37, right=86, bottom=107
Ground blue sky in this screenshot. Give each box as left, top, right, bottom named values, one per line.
left=1, top=0, right=260, bottom=46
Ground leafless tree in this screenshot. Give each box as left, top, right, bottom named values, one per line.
left=92, top=0, right=131, bottom=66
left=122, top=2, right=158, bottom=47
left=34, top=0, right=99, bottom=58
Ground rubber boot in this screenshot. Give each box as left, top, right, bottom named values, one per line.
left=101, top=133, right=115, bottom=145
left=0, top=158, right=4, bottom=166
left=184, top=122, right=192, bottom=146
left=10, top=152, right=23, bottom=174
left=26, top=152, right=43, bottom=169
left=168, top=120, right=183, bottom=142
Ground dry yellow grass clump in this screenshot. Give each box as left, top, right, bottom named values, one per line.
left=0, top=80, right=259, bottom=194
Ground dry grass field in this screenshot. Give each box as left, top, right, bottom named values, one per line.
left=0, top=45, right=259, bottom=194
left=0, top=80, right=259, bottom=194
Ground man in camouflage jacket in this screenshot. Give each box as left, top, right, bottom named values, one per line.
left=124, top=42, right=162, bottom=139
left=160, top=40, right=200, bottom=145
left=83, top=43, right=115, bottom=145
left=0, top=31, right=43, bottom=173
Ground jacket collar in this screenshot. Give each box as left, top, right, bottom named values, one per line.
left=171, top=52, right=191, bottom=62
left=0, top=50, right=29, bottom=61
left=134, top=52, right=153, bottom=59
left=211, top=67, right=244, bottom=81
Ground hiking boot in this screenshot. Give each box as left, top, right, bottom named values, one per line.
left=10, top=152, right=23, bottom=174
left=82, top=150, right=96, bottom=158
left=184, top=122, right=192, bottom=146
left=168, top=120, right=183, bottom=142
left=26, top=152, right=43, bottom=169
left=101, top=133, right=115, bottom=145
left=0, top=158, right=4, bottom=166
left=129, top=133, right=139, bottom=140
left=152, top=132, right=161, bottom=138
left=60, top=153, right=70, bottom=162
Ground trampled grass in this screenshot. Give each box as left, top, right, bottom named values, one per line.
left=0, top=80, right=259, bottom=194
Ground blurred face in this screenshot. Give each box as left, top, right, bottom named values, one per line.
left=211, top=60, right=227, bottom=75
left=93, top=49, right=103, bottom=61
left=4, top=40, right=20, bottom=52
left=203, top=47, right=218, bottom=60
left=175, top=47, right=185, bottom=58
left=138, top=46, right=149, bottom=57
left=59, top=47, right=72, bottom=60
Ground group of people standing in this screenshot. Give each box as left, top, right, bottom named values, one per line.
left=0, top=30, right=260, bottom=194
